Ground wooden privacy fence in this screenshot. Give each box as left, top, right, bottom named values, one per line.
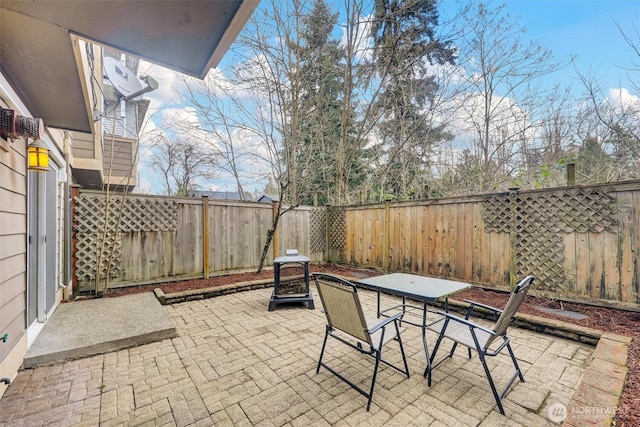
left=327, top=180, right=640, bottom=310
left=73, top=180, right=640, bottom=310
left=72, top=190, right=326, bottom=293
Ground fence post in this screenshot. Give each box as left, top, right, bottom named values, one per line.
left=202, top=196, right=209, bottom=278
left=567, top=163, right=576, bottom=186
left=508, top=187, right=519, bottom=290
left=383, top=199, right=391, bottom=273
left=272, top=200, right=279, bottom=259
left=70, top=185, right=80, bottom=297
left=324, top=205, right=331, bottom=263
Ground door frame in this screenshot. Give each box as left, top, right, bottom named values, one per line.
left=26, top=162, right=60, bottom=343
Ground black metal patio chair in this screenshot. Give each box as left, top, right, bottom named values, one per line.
left=313, top=273, right=410, bottom=411
left=427, top=275, right=535, bottom=415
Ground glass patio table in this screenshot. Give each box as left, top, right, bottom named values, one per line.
left=356, top=273, right=471, bottom=384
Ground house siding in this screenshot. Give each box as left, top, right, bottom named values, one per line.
left=103, top=136, right=134, bottom=177
left=0, top=134, right=28, bottom=393
left=70, top=133, right=97, bottom=159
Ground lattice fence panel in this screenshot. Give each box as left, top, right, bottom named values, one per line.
left=483, top=188, right=617, bottom=233
left=327, top=206, right=347, bottom=250
left=74, top=193, right=177, bottom=233
left=513, top=230, right=565, bottom=293
left=310, top=207, right=326, bottom=253
left=483, top=188, right=617, bottom=293
left=73, top=192, right=178, bottom=284
left=74, top=233, right=122, bottom=282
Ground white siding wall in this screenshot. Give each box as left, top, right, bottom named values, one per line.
left=0, top=132, right=27, bottom=391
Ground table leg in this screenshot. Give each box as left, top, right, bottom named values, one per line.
left=424, top=297, right=449, bottom=384
left=421, top=300, right=432, bottom=384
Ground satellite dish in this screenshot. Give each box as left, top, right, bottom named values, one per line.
left=94, top=56, right=159, bottom=121
left=103, top=56, right=143, bottom=99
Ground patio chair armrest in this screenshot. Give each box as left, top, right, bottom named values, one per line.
left=368, top=312, right=403, bottom=334
left=463, top=299, right=503, bottom=316
left=436, top=311, right=497, bottom=336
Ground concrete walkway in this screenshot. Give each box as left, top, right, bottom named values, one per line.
left=0, top=286, right=624, bottom=426
left=23, top=292, right=176, bottom=368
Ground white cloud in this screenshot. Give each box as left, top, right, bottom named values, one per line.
left=339, top=14, right=374, bottom=63
left=136, top=61, right=190, bottom=108
left=160, top=107, right=200, bottom=128
left=436, top=91, right=538, bottom=156
left=606, top=87, right=640, bottom=110
left=135, top=177, right=152, bottom=194
left=424, top=58, right=468, bottom=87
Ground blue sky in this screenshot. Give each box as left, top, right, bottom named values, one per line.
left=137, top=0, right=640, bottom=195
left=488, top=0, right=639, bottom=91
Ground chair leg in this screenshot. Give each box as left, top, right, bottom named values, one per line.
left=426, top=327, right=448, bottom=386
left=391, top=320, right=410, bottom=378
left=317, top=326, right=330, bottom=374
left=396, top=327, right=410, bottom=378
left=448, top=342, right=459, bottom=358
left=506, top=343, right=524, bottom=382
left=367, top=350, right=382, bottom=411
left=478, top=351, right=505, bottom=415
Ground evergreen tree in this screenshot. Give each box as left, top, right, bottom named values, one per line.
left=371, top=0, right=456, bottom=199
left=293, top=0, right=371, bottom=205
left=295, top=0, right=344, bottom=205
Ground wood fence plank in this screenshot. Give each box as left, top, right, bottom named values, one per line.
left=424, top=205, right=434, bottom=276
left=378, top=208, right=386, bottom=267
left=389, top=207, right=399, bottom=271
left=393, top=207, right=401, bottom=270
left=575, top=233, right=590, bottom=296
left=496, top=232, right=510, bottom=286
left=440, top=204, right=452, bottom=277
left=372, top=208, right=382, bottom=267
left=602, top=227, right=620, bottom=301
left=428, top=205, right=438, bottom=276
left=405, top=206, right=415, bottom=271
left=588, top=232, right=605, bottom=299
left=359, top=210, right=375, bottom=265
left=393, top=207, right=402, bottom=271
left=628, top=190, right=640, bottom=303
left=635, top=190, right=640, bottom=303
left=409, top=206, right=418, bottom=272
left=462, top=203, right=473, bottom=281
left=360, top=208, right=368, bottom=266
left=415, top=205, right=425, bottom=274
left=414, top=205, right=422, bottom=273
left=349, top=210, right=366, bottom=265
left=451, top=203, right=467, bottom=279
left=563, top=233, right=577, bottom=295
left=434, top=205, right=443, bottom=276
left=480, top=206, right=492, bottom=284
left=472, top=203, right=483, bottom=283
left=350, top=209, right=357, bottom=264
left=362, top=209, right=370, bottom=266
left=348, top=209, right=357, bottom=265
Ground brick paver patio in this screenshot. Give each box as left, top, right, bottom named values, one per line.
left=0, top=286, right=595, bottom=426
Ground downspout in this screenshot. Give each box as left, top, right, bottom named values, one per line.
left=62, top=131, right=73, bottom=299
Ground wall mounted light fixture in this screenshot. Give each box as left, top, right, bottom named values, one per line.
left=27, top=139, right=49, bottom=172
left=1, top=108, right=47, bottom=162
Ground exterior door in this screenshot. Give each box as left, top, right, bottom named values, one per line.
left=27, top=164, right=58, bottom=330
